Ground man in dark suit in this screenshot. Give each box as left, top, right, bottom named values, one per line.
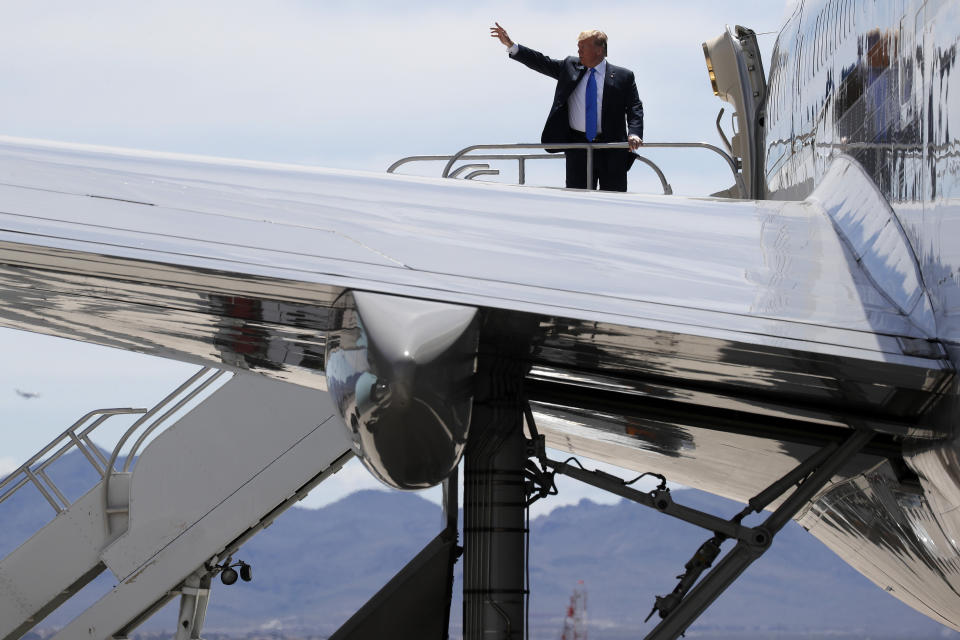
left=491, top=23, right=643, bottom=192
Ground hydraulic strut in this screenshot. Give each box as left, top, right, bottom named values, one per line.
left=645, top=535, right=724, bottom=623
left=525, top=424, right=873, bottom=640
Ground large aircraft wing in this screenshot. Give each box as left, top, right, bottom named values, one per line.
left=0, top=135, right=948, bottom=476
left=0, top=135, right=957, bottom=627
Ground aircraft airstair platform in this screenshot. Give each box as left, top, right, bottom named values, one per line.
left=0, top=368, right=352, bottom=640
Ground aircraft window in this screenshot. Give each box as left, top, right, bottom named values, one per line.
left=829, top=0, right=839, bottom=57
left=833, top=0, right=839, bottom=38
left=827, top=1, right=834, bottom=59
left=796, top=33, right=804, bottom=96
left=822, top=5, right=830, bottom=66
left=835, top=0, right=843, bottom=47
left=813, top=16, right=820, bottom=77
left=778, top=50, right=785, bottom=119
left=811, top=23, right=818, bottom=79
left=770, top=51, right=782, bottom=122
left=781, top=51, right=787, bottom=112
left=837, top=0, right=845, bottom=42
left=821, top=5, right=829, bottom=66
left=795, top=33, right=802, bottom=91
left=811, top=13, right=817, bottom=76
left=774, top=62, right=779, bottom=107
left=778, top=52, right=785, bottom=115
left=834, top=2, right=840, bottom=36
left=813, top=17, right=819, bottom=77
left=898, top=16, right=911, bottom=106
left=807, top=21, right=820, bottom=79
left=823, top=6, right=829, bottom=66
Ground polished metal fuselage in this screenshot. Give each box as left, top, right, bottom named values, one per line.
left=765, top=0, right=960, bottom=351
left=761, top=0, right=960, bottom=628
left=2, top=0, right=960, bottom=632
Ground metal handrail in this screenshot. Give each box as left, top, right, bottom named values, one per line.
left=0, top=365, right=229, bottom=544
left=449, top=163, right=491, bottom=178
left=0, top=408, right=147, bottom=514
left=387, top=153, right=548, bottom=174
left=124, top=371, right=228, bottom=471
left=632, top=155, right=673, bottom=195
left=389, top=150, right=672, bottom=193
left=440, top=142, right=745, bottom=197
left=104, top=367, right=227, bottom=533
left=465, top=169, right=500, bottom=180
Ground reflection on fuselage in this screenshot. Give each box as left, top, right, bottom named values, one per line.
left=766, top=0, right=960, bottom=345
left=757, top=0, right=960, bottom=628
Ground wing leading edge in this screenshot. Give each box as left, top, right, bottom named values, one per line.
left=0, top=135, right=948, bottom=430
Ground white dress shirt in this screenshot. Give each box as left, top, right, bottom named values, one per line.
left=568, top=59, right=605, bottom=134
left=507, top=43, right=604, bottom=134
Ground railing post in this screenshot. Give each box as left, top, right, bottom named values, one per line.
left=0, top=408, right=147, bottom=516
left=408, top=141, right=742, bottom=196
left=586, top=145, right=594, bottom=190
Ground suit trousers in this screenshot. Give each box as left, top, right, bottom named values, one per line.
left=564, top=128, right=629, bottom=192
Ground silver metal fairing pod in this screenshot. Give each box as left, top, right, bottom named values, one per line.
left=324, top=290, right=478, bottom=490
left=702, top=25, right=766, bottom=198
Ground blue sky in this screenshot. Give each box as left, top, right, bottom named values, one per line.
left=0, top=1, right=795, bottom=513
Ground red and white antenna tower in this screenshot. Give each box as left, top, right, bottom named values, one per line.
left=559, top=580, right=588, bottom=640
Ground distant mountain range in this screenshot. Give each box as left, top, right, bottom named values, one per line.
left=7, top=450, right=958, bottom=639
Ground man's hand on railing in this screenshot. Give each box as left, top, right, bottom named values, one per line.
left=629, top=135, right=643, bottom=151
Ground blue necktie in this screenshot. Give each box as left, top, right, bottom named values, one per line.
left=585, top=68, right=597, bottom=141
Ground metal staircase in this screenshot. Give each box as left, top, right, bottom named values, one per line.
left=0, top=369, right=353, bottom=640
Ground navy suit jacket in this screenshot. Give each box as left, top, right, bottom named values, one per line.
left=511, top=44, right=644, bottom=147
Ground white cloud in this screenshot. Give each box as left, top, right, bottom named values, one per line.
left=0, top=0, right=789, bottom=180
left=0, top=456, right=17, bottom=478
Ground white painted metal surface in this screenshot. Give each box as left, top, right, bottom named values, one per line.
left=0, top=372, right=351, bottom=639
left=0, top=477, right=127, bottom=640
left=0, top=135, right=933, bottom=358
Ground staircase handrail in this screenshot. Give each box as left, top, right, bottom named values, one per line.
left=0, top=366, right=228, bottom=528
left=443, top=142, right=743, bottom=196
left=103, top=367, right=227, bottom=533
left=390, top=148, right=674, bottom=194
left=387, top=153, right=548, bottom=174
left=388, top=141, right=743, bottom=197
left=0, top=408, right=147, bottom=514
